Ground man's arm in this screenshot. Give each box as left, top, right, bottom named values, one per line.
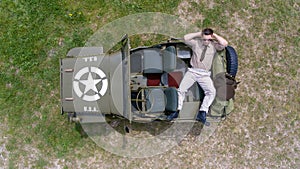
left=183, top=32, right=202, bottom=41
left=183, top=32, right=202, bottom=47
left=184, top=31, right=228, bottom=45
left=212, top=33, right=228, bottom=47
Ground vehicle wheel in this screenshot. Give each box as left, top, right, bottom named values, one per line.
left=68, top=112, right=73, bottom=122
left=68, top=112, right=77, bottom=122
left=225, top=46, right=238, bottom=77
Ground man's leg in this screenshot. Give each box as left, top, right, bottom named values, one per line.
left=166, top=71, right=195, bottom=121
left=195, top=73, right=215, bottom=126
left=196, top=74, right=216, bottom=112
left=177, top=71, right=196, bottom=110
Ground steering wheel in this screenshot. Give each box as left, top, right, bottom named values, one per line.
left=136, top=88, right=154, bottom=113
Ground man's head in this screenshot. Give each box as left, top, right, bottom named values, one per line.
left=202, top=28, right=214, bottom=36
left=202, top=28, right=214, bottom=45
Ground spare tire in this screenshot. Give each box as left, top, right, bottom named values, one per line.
left=225, top=46, right=238, bottom=77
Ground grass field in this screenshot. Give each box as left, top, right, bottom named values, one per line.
left=0, top=0, right=299, bottom=168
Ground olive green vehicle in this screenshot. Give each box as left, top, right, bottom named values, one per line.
left=60, top=35, right=238, bottom=124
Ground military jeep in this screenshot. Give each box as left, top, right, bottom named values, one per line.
left=60, top=35, right=238, bottom=124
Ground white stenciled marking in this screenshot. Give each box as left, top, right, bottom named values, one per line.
left=73, top=67, right=108, bottom=101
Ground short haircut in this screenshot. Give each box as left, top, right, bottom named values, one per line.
left=202, top=28, right=214, bottom=35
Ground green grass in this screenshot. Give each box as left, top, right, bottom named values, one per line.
left=0, top=0, right=182, bottom=167
left=1, top=0, right=299, bottom=168
left=0, top=0, right=95, bottom=166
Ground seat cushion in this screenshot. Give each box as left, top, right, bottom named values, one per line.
left=143, top=49, right=163, bottom=73
left=168, top=71, right=183, bottom=88
left=164, top=87, right=178, bottom=112
left=146, top=74, right=161, bottom=86
left=130, top=51, right=143, bottom=73
left=163, top=46, right=176, bottom=72
left=145, top=88, right=166, bottom=113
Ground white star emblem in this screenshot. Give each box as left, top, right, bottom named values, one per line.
left=79, top=72, right=102, bottom=94
left=73, top=67, right=108, bottom=102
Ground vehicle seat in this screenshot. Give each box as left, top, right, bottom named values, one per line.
left=142, top=46, right=176, bottom=74
left=145, top=87, right=178, bottom=113
left=143, top=49, right=163, bottom=74
left=145, top=73, right=162, bottom=86
left=161, top=71, right=183, bottom=88
left=145, top=88, right=166, bottom=113
left=168, top=71, right=183, bottom=88
left=162, top=46, right=177, bottom=72
left=164, top=87, right=178, bottom=112
left=130, top=51, right=143, bottom=73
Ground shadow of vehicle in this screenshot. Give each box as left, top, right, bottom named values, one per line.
left=76, top=114, right=206, bottom=142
